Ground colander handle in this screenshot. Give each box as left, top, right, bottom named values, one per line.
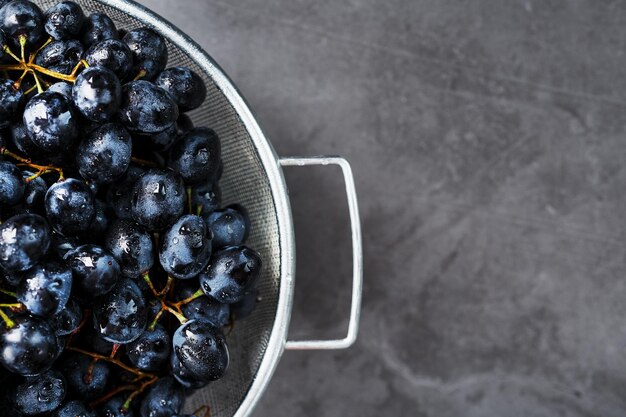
left=279, top=156, right=363, bottom=350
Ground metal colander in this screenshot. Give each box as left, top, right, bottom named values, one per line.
left=29, top=0, right=363, bottom=415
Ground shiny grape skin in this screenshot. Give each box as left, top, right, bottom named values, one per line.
left=50, top=297, right=82, bottom=336
left=192, top=182, right=221, bottom=217
left=168, top=127, right=221, bottom=185
left=159, top=214, right=212, bottom=280
left=52, top=400, right=97, bottom=417
left=0, top=160, right=25, bottom=205
left=93, top=278, right=148, bottom=344
left=81, top=12, right=117, bottom=48
left=76, top=122, right=132, bottom=184
left=123, top=27, right=167, bottom=81
left=79, top=197, right=112, bottom=242
left=45, top=178, right=96, bottom=235
left=139, top=376, right=184, bottom=417
left=205, top=204, right=250, bottom=250
left=67, top=244, right=120, bottom=298
left=47, top=81, right=72, bottom=98
left=0, top=0, right=44, bottom=46
left=171, top=319, right=229, bottom=382
left=60, top=353, right=111, bottom=401
left=84, top=38, right=133, bottom=80
left=155, top=66, right=206, bottom=112
left=72, top=67, right=122, bottom=122
left=0, top=78, right=24, bottom=128
left=199, top=246, right=262, bottom=304
left=106, top=165, right=144, bottom=220
left=0, top=314, right=58, bottom=376
left=0, top=213, right=51, bottom=272
left=169, top=353, right=210, bottom=389
left=23, top=91, right=79, bottom=153
left=118, top=80, right=178, bottom=134
left=17, top=259, right=73, bottom=317
left=126, top=324, right=171, bottom=372
left=104, top=218, right=154, bottom=278
left=44, top=1, right=85, bottom=40
left=130, top=169, right=185, bottom=231
left=34, top=39, right=83, bottom=74
left=14, top=369, right=67, bottom=415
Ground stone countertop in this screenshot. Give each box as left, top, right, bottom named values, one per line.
left=140, top=1, right=626, bottom=416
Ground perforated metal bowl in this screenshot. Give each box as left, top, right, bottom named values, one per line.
left=30, top=0, right=363, bottom=415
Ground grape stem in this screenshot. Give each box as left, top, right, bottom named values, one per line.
left=0, top=309, right=15, bottom=329
left=193, top=405, right=212, bottom=417
left=143, top=273, right=189, bottom=324
left=122, top=376, right=158, bottom=411
left=0, top=147, right=64, bottom=180
left=89, top=384, right=138, bottom=408
left=148, top=307, right=164, bottom=331
left=0, top=288, right=16, bottom=298
left=66, top=346, right=155, bottom=379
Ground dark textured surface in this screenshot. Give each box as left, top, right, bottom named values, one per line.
left=141, top=1, right=626, bottom=416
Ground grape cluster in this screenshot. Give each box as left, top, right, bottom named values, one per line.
left=0, top=1, right=262, bottom=416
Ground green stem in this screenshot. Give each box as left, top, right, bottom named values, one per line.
left=0, top=309, right=15, bottom=329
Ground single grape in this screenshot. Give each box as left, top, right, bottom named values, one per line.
left=159, top=214, right=212, bottom=280
left=81, top=12, right=117, bottom=48
left=0, top=160, right=25, bottom=205
left=0, top=314, right=58, bottom=376
left=155, top=66, right=206, bottom=112
left=93, top=278, right=147, bottom=344
left=118, top=80, right=178, bottom=134
left=139, top=376, right=184, bottom=417
left=34, top=39, right=83, bottom=74
left=67, top=244, right=120, bottom=298
left=199, top=246, right=262, bottom=304
left=168, top=127, right=221, bottom=185
left=130, top=169, right=185, bottom=231
left=84, top=38, right=133, bottom=80
left=60, top=353, right=111, bottom=401
left=72, top=67, right=122, bottom=122
left=126, top=323, right=170, bottom=372
left=50, top=297, right=81, bottom=336
left=52, top=400, right=97, bottom=417
left=44, top=1, right=85, bottom=40
left=17, top=259, right=72, bottom=317
left=0, top=0, right=44, bottom=46
left=192, top=182, right=221, bottom=217
left=0, top=213, right=51, bottom=272
left=23, top=91, right=79, bottom=153
left=13, top=369, right=66, bottom=415
left=172, top=319, right=229, bottom=381
left=104, top=218, right=153, bottom=278
left=205, top=204, right=250, bottom=249
left=76, top=122, right=131, bottom=184
left=45, top=178, right=95, bottom=235
left=0, top=78, right=24, bottom=128
left=123, top=27, right=167, bottom=80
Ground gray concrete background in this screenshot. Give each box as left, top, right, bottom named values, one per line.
left=141, top=1, right=626, bottom=416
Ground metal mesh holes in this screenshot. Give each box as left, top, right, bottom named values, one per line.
left=32, top=0, right=285, bottom=415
